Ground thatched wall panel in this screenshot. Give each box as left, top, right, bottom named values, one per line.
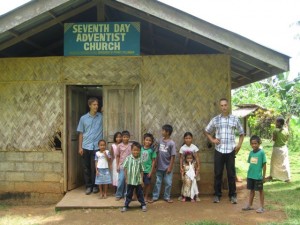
left=0, top=57, right=62, bottom=82
left=141, top=54, right=230, bottom=148
left=0, top=55, right=230, bottom=195
left=0, top=82, right=63, bottom=151
left=141, top=54, right=230, bottom=194
left=62, top=57, right=141, bottom=85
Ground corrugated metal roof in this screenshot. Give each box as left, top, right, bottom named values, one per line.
left=232, top=107, right=258, bottom=118
left=0, top=0, right=290, bottom=89
left=232, top=104, right=268, bottom=117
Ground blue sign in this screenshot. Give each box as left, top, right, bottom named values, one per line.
left=64, top=22, right=140, bottom=56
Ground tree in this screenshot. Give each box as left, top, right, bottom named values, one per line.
left=232, top=73, right=300, bottom=118
left=232, top=73, right=300, bottom=139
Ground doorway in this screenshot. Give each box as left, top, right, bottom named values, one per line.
left=66, top=85, right=140, bottom=191
left=66, top=85, right=103, bottom=191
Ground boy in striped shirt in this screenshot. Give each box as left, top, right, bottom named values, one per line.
left=121, top=142, right=147, bottom=212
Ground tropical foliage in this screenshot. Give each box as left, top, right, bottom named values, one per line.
left=232, top=73, right=300, bottom=117
left=232, top=73, right=300, bottom=149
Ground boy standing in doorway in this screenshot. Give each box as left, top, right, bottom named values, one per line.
left=77, top=97, right=103, bottom=195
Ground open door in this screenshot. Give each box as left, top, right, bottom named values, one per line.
left=67, top=85, right=136, bottom=191
left=67, top=86, right=87, bottom=190
left=103, top=85, right=140, bottom=142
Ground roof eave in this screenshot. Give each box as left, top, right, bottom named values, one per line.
left=0, top=0, right=71, bottom=33
left=115, top=0, right=290, bottom=72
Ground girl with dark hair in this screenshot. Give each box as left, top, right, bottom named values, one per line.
left=180, top=151, right=199, bottom=202
left=178, top=132, right=200, bottom=201
left=110, top=132, right=122, bottom=191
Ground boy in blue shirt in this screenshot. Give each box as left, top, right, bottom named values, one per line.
left=242, top=135, right=267, bottom=213
left=150, top=124, right=176, bottom=203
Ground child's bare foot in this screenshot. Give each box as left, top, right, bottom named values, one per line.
left=181, top=197, right=186, bottom=202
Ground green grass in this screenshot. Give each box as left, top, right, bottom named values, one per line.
left=190, top=136, right=300, bottom=225
left=236, top=136, right=274, bottom=179
left=236, top=136, right=300, bottom=225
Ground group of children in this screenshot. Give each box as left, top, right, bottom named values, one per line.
left=94, top=124, right=201, bottom=212
left=94, top=124, right=268, bottom=213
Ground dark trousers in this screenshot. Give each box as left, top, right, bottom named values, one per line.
left=214, top=150, right=236, bottom=198
left=124, top=184, right=146, bottom=207
left=82, top=149, right=97, bottom=188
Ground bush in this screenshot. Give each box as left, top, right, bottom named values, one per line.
left=247, top=109, right=279, bottom=139
left=288, top=116, right=300, bottom=152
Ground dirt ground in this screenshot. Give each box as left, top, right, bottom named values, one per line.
left=0, top=183, right=287, bottom=225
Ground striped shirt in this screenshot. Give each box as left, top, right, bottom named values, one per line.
left=205, top=114, right=244, bottom=154
left=123, top=155, right=144, bottom=185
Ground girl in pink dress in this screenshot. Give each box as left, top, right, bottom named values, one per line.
left=110, top=132, right=122, bottom=191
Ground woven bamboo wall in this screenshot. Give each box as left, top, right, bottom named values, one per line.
left=62, top=56, right=141, bottom=84
left=141, top=55, right=231, bottom=193
left=141, top=54, right=230, bottom=146
left=0, top=56, right=141, bottom=151
left=0, top=55, right=230, bottom=196
left=0, top=58, right=63, bottom=151
left=0, top=55, right=229, bottom=152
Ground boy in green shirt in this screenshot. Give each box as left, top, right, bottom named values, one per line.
left=141, top=133, right=157, bottom=202
left=243, top=135, right=267, bottom=213
left=121, top=142, right=147, bottom=212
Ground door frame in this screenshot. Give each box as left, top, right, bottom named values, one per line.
left=63, top=84, right=103, bottom=192
left=63, top=84, right=67, bottom=192
left=63, top=84, right=141, bottom=192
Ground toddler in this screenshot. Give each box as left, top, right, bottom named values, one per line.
left=95, top=140, right=111, bottom=198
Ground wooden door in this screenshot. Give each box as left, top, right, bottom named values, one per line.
left=67, top=86, right=87, bottom=190
left=103, top=85, right=140, bottom=142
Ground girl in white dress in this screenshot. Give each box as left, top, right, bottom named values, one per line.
left=95, top=140, right=111, bottom=198
left=179, top=132, right=200, bottom=201
left=181, top=152, right=199, bottom=202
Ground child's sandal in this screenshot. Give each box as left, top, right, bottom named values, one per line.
left=256, top=207, right=265, bottom=213
left=148, top=199, right=157, bottom=203
left=242, top=205, right=254, bottom=211
left=164, top=199, right=173, bottom=203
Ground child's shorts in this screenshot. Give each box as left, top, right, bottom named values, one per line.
left=143, top=173, right=151, bottom=185
left=247, top=178, right=263, bottom=191
left=95, top=168, right=112, bottom=185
